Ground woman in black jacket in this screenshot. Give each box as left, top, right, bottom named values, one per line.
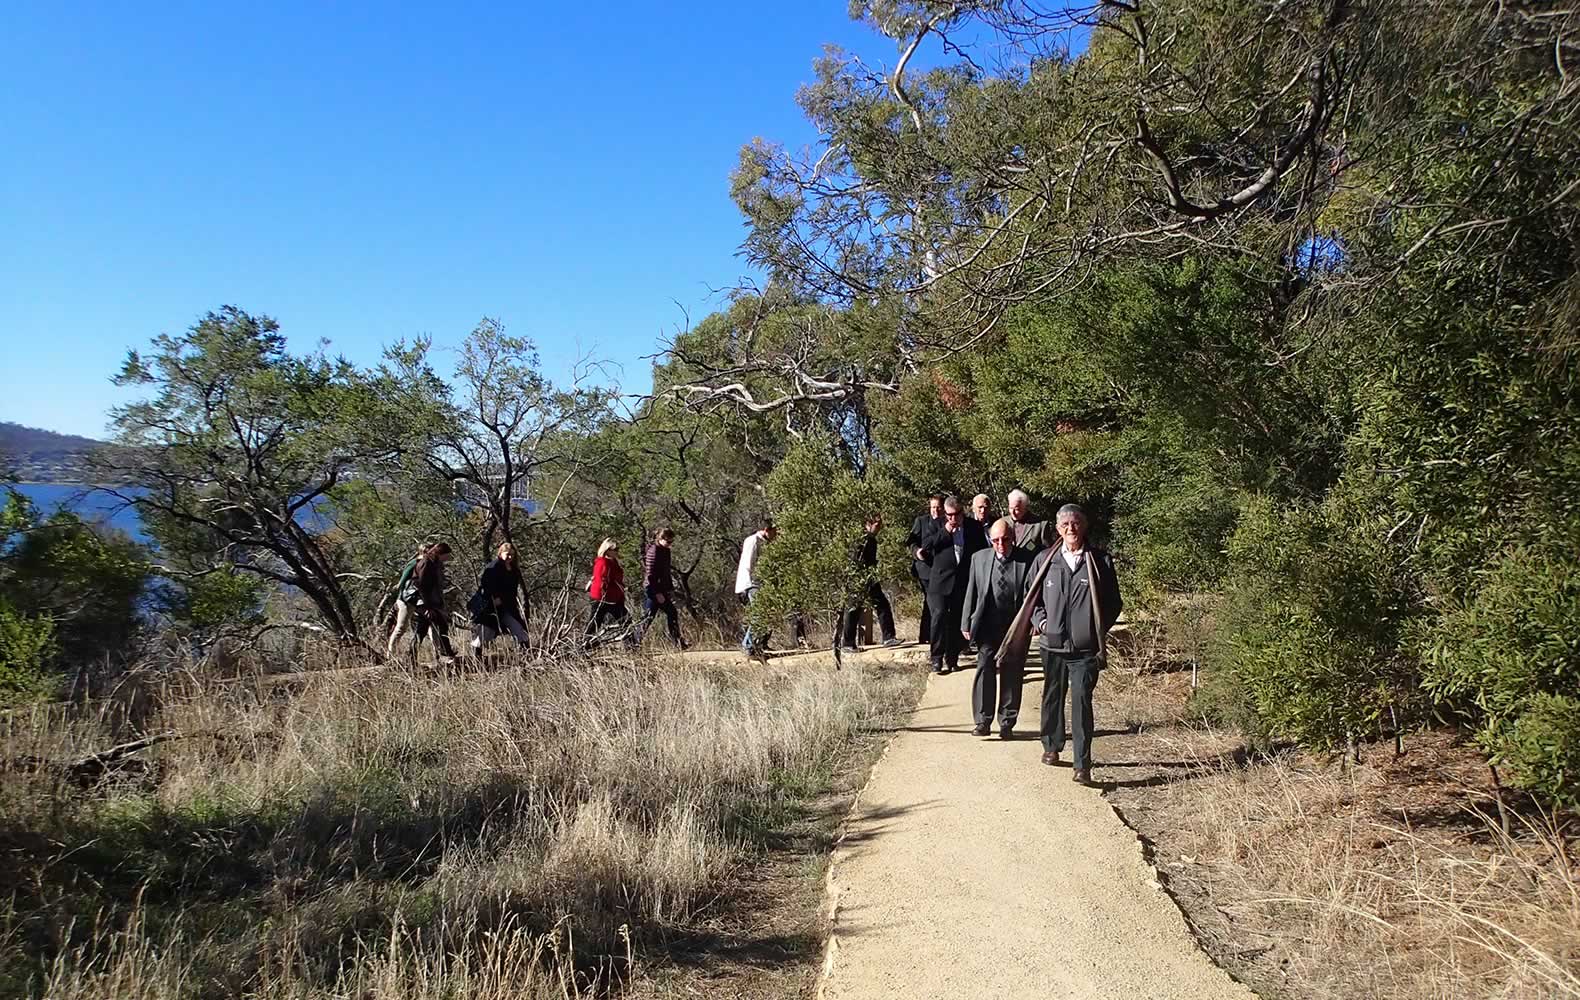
left=469, top=542, right=530, bottom=652
left=409, top=542, right=457, bottom=663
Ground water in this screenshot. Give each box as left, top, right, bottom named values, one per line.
left=12, top=484, right=151, bottom=544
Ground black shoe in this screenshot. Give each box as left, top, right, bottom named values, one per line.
left=1072, top=768, right=1094, bottom=786
left=972, top=723, right=991, bottom=737
left=998, top=727, right=1013, bottom=740
left=1041, top=751, right=1060, bottom=766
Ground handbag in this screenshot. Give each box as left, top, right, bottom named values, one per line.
left=466, top=590, right=489, bottom=619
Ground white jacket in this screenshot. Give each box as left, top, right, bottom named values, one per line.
left=735, top=531, right=768, bottom=594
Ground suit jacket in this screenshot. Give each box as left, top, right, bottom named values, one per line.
left=1011, top=517, right=1056, bottom=553
left=961, top=547, right=1036, bottom=645
left=919, top=520, right=988, bottom=607
left=906, top=513, right=944, bottom=582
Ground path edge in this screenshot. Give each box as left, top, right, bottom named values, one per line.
left=812, top=672, right=933, bottom=1000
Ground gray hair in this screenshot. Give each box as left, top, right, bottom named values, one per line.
left=972, top=493, right=991, bottom=507
left=1007, top=488, right=1030, bottom=507
left=942, top=494, right=963, bottom=512
left=990, top=516, right=1015, bottom=539
left=1056, top=503, right=1088, bottom=524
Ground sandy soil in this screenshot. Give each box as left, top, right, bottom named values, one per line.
left=817, top=659, right=1258, bottom=1000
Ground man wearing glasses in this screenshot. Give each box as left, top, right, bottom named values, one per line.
left=961, top=518, right=1037, bottom=737
left=914, top=495, right=986, bottom=675
left=1030, top=504, right=1123, bottom=785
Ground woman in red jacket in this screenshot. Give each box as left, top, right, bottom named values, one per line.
left=585, top=537, right=631, bottom=638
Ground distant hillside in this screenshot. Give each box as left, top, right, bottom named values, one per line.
left=0, top=421, right=106, bottom=483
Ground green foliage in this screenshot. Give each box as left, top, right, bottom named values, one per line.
left=752, top=439, right=883, bottom=638
left=0, top=597, right=56, bottom=701
left=1213, top=498, right=1419, bottom=750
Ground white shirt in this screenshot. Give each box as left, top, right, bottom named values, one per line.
left=735, top=531, right=769, bottom=594
left=1061, top=546, right=1085, bottom=572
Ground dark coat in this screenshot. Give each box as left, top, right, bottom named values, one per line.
left=919, top=520, right=988, bottom=607
left=905, top=513, right=944, bottom=582
left=412, top=556, right=448, bottom=613
left=473, top=557, right=525, bottom=625
left=1029, top=547, right=1123, bottom=654
left=961, top=546, right=1037, bottom=646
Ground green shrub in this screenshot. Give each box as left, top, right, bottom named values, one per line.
left=1212, top=497, right=1419, bottom=749
left=1416, top=535, right=1580, bottom=802
left=0, top=598, right=56, bottom=702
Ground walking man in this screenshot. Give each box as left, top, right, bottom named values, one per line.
left=735, top=519, right=777, bottom=660
left=842, top=513, right=902, bottom=650
left=971, top=493, right=996, bottom=529
left=1007, top=488, right=1056, bottom=553
left=915, top=495, right=986, bottom=674
left=905, top=496, right=945, bottom=643
left=640, top=527, right=687, bottom=648
left=961, top=518, right=1036, bottom=737
left=1030, top=504, right=1122, bottom=785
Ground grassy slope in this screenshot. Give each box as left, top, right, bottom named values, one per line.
left=0, top=655, right=923, bottom=999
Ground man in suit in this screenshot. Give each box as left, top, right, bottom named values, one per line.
left=1007, top=488, right=1056, bottom=553
left=971, top=493, right=996, bottom=529
left=915, top=495, right=986, bottom=675
left=961, top=518, right=1037, bottom=737
left=841, top=513, right=901, bottom=650
left=904, top=495, right=945, bottom=643
left=1029, top=504, right=1123, bottom=785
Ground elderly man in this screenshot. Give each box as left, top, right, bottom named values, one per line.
left=1030, top=504, right=1122, bottom=785
left=904, top=496, right=945, bottom=643
left=1007, top=488, right=1056, bottom=553
left=961, top=518, right=1037, bottom=737
left=915, top=495, right=986, bottom=674
left=971, top=493, right=996, bottom=528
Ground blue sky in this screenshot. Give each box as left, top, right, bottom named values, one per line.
left=0, top=2, right=926, bottom=438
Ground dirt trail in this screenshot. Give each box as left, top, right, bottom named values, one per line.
left=816, top=651, right=1258, bottom=1000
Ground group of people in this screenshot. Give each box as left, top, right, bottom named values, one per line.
left=904, top=490, right=1122, bottom=786
left=385, top=487, right=1120, bottom=784
left=385, top=526, right=692, bottom=663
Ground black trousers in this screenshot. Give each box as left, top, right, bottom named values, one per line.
left=842, top=581, right=896, bottom=647
left=410, top=609, right=456, bottom=660
left=972, top=634, right=1023, bottom=729
left=914, top=573, right=932, bottom=643
left=585, top=599, right=630, bottom=636
left=928, top=596, right=962, bottom=669
left=1040, top=650, right=1102, bottom=769
left=640, top=589, right=683, bottom=644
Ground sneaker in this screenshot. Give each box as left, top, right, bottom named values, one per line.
left=839, top=644, right=859, bottom=652
left=881, top=638, right=902, bottom=648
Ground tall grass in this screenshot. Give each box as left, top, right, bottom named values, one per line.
left=1139, top=730, right=1580, bottom=1000
left=0, top=653, right=918, bottom=998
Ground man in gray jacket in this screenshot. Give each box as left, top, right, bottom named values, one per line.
left=1029, top=504, right=1122, bottom=785
left=962, top=518, right=1037, bottom=738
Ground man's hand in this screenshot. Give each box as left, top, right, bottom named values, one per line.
left=961, top=629, right=971, bottom=641
left=493, top=596, right=502, bottom=607
left=915, top=547, right=927, bottom=561
left=655, top=592, right=667, bottom=605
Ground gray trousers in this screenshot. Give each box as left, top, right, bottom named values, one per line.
left=972, top=634, right=1023, bottom=729
left=1040, top=650, right=1101, bottom=769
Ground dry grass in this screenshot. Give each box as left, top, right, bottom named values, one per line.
left=0, top=651, right=919, bottom=998
left=1100, top=648, right=1580, bottom=1000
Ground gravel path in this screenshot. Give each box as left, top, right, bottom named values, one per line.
left=819, top=660, right=1258, bottom=1000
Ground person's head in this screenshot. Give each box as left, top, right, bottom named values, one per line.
left=989, top=516, right=1014, bottom=556
left=942, top=495, right=963, bottom=527
left=865, top=512, right=883, bottom=533
left=971, top=493, right=992, bottom=521
left=429, top=541, right=453, bottom=563
left=597, top=537, right=619, bottom=559
left=1008, top=489, right=1031, bottom=521
left=760, top=519, right=778, bottom=542
left=414, top=542, right=432, bottom=559
left=656, top=527, right=676, bottom=547
left=1056, top=503, right=1088, bottom=550
left=496, top=542, right=517, bottom=566
left=927, top=495, right=944, bottom=519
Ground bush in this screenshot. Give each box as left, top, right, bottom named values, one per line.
left=0, top=598, right=56, bottom=702
left=1417, top=536, right=1580, bottom=802
left=1212, top=497, right=1419, bottom=750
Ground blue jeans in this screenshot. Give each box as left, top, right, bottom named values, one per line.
left=740, top=587, right=771, bottom=653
